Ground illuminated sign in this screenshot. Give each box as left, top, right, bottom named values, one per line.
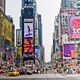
left=63, top=44, right=75, bottom=57
left=77, top=43, right=80, bottom=59
left=24, top=38, right=33, bottom=45
left=24, top=23, right=33, bottom=37
left=24, top=8, right=33, bottom=19
left=35, top=30, right=39, bottom=46
left=17, top=47, right=22, bottom=56
left=24, top=44, right=34, bottom=53
left=35, top=48, right=39, bottom=59
left=24, top=0, right=33, bottom=4
left=16, top=29, right=22, bottom=47
left=69, top=16, right=80, bottom=38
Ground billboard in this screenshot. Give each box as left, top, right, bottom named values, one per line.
left=24, top=38, right=34, bottom=53
left=35, top=48, right=39, bottom=59
left=24, top=8, right=33, bottom=19
left=69, top=16, right=80, bottom=39
left=63, top=44, right=75, bottom=57
left=35, top=30, right=39, bottom=46
left=17, top=47, right=22, bottom=56
left=24, top=44, right=34, bottom=53
left=24, top=0, right=33, bottom=5
left=24, top=37, right=33, bottom=45
left=77, top=43, right=80, bottom=59
left=24, top=23, right=33, bottom=37
left=16, top=29, right=22, bottom=47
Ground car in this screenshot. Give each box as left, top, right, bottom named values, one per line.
left=0, top=69, right=5, bottom=74
left=8, top=69, right=19, bottom=76
left=19, top=68, right=26, bottom=75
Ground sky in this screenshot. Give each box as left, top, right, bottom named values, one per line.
left=6, top=0, right=61, bottom=62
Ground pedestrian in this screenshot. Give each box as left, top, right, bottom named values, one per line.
left=43, top=68, right=44, bottom=73
left=45, top=68, right=48, bottom=74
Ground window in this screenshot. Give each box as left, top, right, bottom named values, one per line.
left=77, top=3, right=80, bottom=6
left=0, top=0, right=2, bottom=6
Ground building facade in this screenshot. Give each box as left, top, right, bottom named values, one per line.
left=0, top=0, right=5, bottom=13
left=21, top=0, right=36, bottom=65
left=0, top=8, right=14, bottom=67
left=53, top=0, right=80, bottom=67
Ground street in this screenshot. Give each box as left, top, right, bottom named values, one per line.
left=0, top=74, right=80, bottom=80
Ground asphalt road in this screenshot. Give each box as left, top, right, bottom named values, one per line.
left=0, top=74, right=79, bottom=80
left=0, top=74, right=70, bottom=80
left=0, top=78, right=69, bottom=80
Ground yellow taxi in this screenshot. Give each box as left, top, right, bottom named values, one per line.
left=9, top=69, right=19, bottom=76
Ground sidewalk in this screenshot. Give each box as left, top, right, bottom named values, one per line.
left=64, top=74, right=80, bottom=78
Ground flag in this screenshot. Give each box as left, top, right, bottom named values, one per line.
left=70, top=50, right=75, bottom=59
left=54, top=53, right=59, bottom=61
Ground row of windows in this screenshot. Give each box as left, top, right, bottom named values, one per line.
left=0, top=14, right=12, bottom=33
left=77, top=7, right=80, bottom=10
left=0, top=23, right=12, bottom=42
left=77, top=3, right=80, bottom=6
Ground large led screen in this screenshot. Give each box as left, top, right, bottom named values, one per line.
left=35, top=30, right=39, bottom=46
left=77, top=43, right=80, bottom=59
left=24, top=23, right=33, bottom=37
left=24, top=38, right=33, bottom=45
left=69, top=16, right=80, bottom=39
left=16, top=29, right=22, bottom=47
left=24, top=44, right=34, bottom=53
left=35, top=48, right=39, bottom=59
left=63, top=44, right=75, bottom=57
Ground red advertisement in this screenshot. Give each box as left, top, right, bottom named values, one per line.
left=69, top=16, right=80, bottom=39
left=24, top=38, right=33, bottom=45
left=24, top=44, right=34, bottom=53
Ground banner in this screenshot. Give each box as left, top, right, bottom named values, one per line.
left=24, top=23, right=33, bottom=37
left=69, top=16, right=80, bottom=39
left=63, top=44, right=75, bottom=57
left=35, top=48, right=39, bottom=59
left=24, top=44, right=34, bottom=53
left=77, top=43, right=80, bottom=59
left=17, top=47, right=22, bottom=56
left=35, top=30, right=39, bottom=46
left=54, top=53, right=59, bottom=61
left=16, top=29, right=22, bottom=47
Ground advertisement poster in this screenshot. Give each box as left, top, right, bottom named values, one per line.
left=35, top=30, right=39, bottom=46
left=24, top=23, right=33, bottom=37
left=17, top=47, right=22, bottom=56
left=24, top=38, right=33, bottom=45
left=77, top=43, right=80, bottom=59
left=35, top=48, right=39, bottom=59
left=16, top=29, right=22, bottom=47
left=24, top=44, right=34, bottom=53
left=69, top=16, right=80, bottom=39
left=63, top=44, right=75, bottom=57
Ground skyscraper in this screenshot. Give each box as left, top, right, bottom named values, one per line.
left=21, top=0, right=37, bottom=65
left=38, top=14, right=42, bottom=46
left=76, top=0, right=80, bottom=14
left=0, top=0, right=5, bottom=13
left=61, top=0, right=76, bottom=8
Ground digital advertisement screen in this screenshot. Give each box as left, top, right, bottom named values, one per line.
left=24, top=44, right=34, bottom=53
left=35, top=48, right=39, bottom=59
left=24, top=37, right=34, bottom=45
left=24, top=8, right=33, bottom=19
left=69, top=16, right=80, bottom=39
left=63, top=44, right=75, bottom=57
left=24, top=23, right=33, bottom=37
left=35, top=30, right=39, bottom=46
left=16, top=29, right=22, bottom=47
left=77, top=43, right=80, bottom=59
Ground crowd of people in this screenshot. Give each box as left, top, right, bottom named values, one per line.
left=52, top=65, right=80, bottom=74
